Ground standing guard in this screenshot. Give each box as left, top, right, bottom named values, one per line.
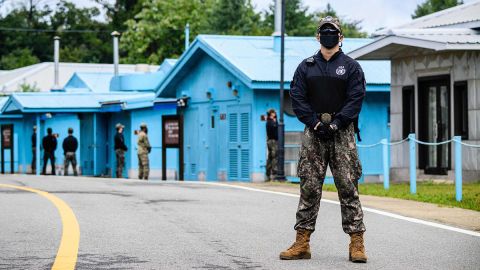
left=114, top=123, right=128, bottom=178
left=62, top=127, right=78, bottom=176
left=280, top=16, right=367, bottom=263
left=137, top=123, right=151, bottom=180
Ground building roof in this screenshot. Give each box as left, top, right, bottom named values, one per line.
left=157, top=35, right=390, bottom=97
left=375, top=0, right=480, bottom=35
left=350, top=28, right=480, bottom=60
left=109, top=58, right=178, bottom=92
left=0, top=62, right=159, bottom=93
left=1, top=92, right=175, bottom=113
left=64, top=72, right=114, bottom=93
left=350, top=0, right=480, bottom=60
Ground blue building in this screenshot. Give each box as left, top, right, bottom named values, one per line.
left=157, top=35, right=390, bottom=182
left=0, top=59, right=179, bottom=178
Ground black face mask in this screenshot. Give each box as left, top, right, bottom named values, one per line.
left=320, top=35, right=339, bottom=49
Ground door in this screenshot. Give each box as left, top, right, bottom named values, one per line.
left=227, top=105, right=251, bottom=181
left=80, top=114, right=94, bottom=175
left=207, top=107, right=218, bottom=180
left=183, top=107, right=198, bottom=180
left=419, top=76, right=450, bottom=175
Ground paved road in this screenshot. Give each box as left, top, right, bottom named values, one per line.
left=0, top=175, right=479, bottom=270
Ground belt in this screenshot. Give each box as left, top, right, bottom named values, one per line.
left=316, top=113, right=335, bottom=125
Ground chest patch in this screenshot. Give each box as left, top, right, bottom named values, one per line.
left=336, top=65, right=346, bottom=75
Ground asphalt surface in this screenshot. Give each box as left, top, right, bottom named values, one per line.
left=0, top=175, right=479, bottom=270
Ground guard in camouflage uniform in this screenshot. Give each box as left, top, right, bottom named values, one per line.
left=279, top=16, right=367, bottom=263
left=137, top=123, right=151, bottom=180
left=265, top=109, right=278, bottom=181
left=114, top=123, right=128, bottom=178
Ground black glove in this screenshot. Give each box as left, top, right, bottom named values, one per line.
left=313, top=122, right=333, bottom=140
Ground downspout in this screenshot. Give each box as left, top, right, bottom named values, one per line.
left=185, top=23, right=190, bottom=51
left=52, top=36, right=61, bottom=90
left=112, top=31, right=121, bottom=77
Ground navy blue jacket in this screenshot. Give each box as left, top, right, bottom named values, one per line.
left=290, top=50, right=366, bottom=129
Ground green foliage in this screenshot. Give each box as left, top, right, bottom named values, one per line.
left=314, top=4, right=367, bottom=38
left=262, top=0, right=316, bottom=36
left=209, top=0, right=264, bottom=35
left=412, top=0, right=463, bottom=18
left=0, top=0, right=368, bottom=67
left=18, top=82, right=40, bottom=92
left=121, top=0, right=214, bottom=64
left=0, top=48, right=40, bottom=70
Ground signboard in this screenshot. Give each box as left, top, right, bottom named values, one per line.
left=2, top=126, right=12, bottom=149
left=164, top=119, right=180, bottom=146
left=162, top=115, right=184, bottom=181
left=1, top=124, right=14, bottom=174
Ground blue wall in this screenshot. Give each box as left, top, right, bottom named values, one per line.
left=175, top=54, right=253, bottom=181
left=129, top=107, right=178, bottom=179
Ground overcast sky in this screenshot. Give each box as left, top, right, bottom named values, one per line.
left=1, top=0, right=474, bottom=34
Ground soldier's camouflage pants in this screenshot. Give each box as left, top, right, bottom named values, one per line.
left=115, top=149, right=125, bottom=178
left=138, top=153, right=149, bottom=180
left=266, top=139, right=278, bottom=179
left=294, top=124, right=366, bottom=234
left=64, top=152, right=78, bottom=176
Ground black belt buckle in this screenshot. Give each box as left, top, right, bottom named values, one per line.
left=319, top=113, right=332, bottom=125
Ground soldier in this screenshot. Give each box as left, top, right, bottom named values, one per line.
left=114, top=123, right=128, bottom=178
left=42, top=127, right=57, bottom=175
left=137, top=123, right=151, bottom=180
left=265, top=109, right=278, bottom=181
left=62, top=127, right=78, bottom=176
left=31, top=126, right=37, bottom=174
left=279, top=16, right=367, bottom=263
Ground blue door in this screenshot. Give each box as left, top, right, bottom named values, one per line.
left=183, top=107, right=199, bottom=180
left=207, top=107, right=218, bottom=180
left=227, top=105, right=251, bottom=181
left=80, top=114, right=94, bottom=175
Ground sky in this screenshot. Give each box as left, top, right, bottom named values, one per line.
left=0, top=0, right=475, bottom=34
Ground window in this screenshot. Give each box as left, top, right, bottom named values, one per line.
left=454, top=81, right=468, bottom=140
left=402, top=86, right=415, bottom=139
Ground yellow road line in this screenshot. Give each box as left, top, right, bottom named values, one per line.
left=0, top=184, right=80, bottom=270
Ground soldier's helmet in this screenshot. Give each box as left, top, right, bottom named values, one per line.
left=317, top=16, right=342, bottom=34
left=116, top=123, right=124, bottom=129
left=140, top=123, right=147, bottom=128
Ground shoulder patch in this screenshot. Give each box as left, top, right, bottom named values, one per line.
left=336, top=65, right=346, bottom=75
left=306, top=57, right=315, bottom=66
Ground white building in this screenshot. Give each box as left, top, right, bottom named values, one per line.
left=0, top=62, right=159, bottom=93
left=350, top=0, right=480, bottom=182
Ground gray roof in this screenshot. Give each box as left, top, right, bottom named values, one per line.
left=375, top=0, right=480, bottom=36
left=349, top=28, right=480, bottom=60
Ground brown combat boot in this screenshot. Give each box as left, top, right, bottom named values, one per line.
left=349, top=232, right=367, bottom=263
left=279, top=229, right=313, bottom=260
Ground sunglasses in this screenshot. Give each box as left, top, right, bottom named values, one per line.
left=319, top=28, right=339, bottom=36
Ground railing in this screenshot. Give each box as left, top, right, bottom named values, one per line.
left=357, top=134, right=480, bottom=202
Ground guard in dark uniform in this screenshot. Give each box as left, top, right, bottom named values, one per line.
left=266, top=109, right=278, bottom=181
left=31, top=126, right=37, bottom=174
left=62, top=127, right=78, bottom=176
left=42, top=127, right=57, bottom=175
left=114, top=123, right=128, bottom=178
left=279, top=16, right=367, bottom=263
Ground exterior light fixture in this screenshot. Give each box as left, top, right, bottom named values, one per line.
left=227, top=81, right=232, bottom=88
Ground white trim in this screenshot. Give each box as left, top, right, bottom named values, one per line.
left=193, top=181, right=480, bottom=238
left=349, top=35, right=480, bottom=60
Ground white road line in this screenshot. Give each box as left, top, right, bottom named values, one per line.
left=193, top=181, right=480, bottom=238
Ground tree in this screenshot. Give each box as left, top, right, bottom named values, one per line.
left=209, top=0, right=263, bottom=35
left=121, top=0, right=214, bottom=64
left=0, top=48, right=40, bottom=70
left=315, top=3, right=367, bottom=38
left=412, top=0, right=463, bottom=18
left=262, top=0, right=316, bottom=36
